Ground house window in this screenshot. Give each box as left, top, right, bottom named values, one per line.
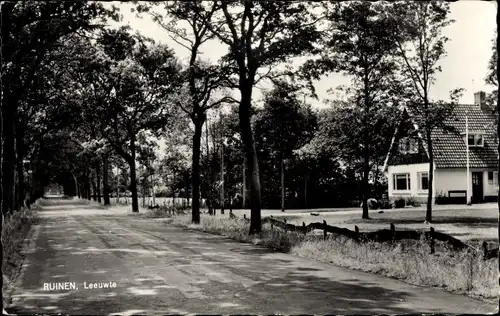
left=467, top=134, right=484, bottom=147
left=393, top=173, right=410, bottom=191
left=399, top=137, right=418, bottom=154
left=488, top=171, right=498, bottom=186
left=418, top=172, right=429, bottom=190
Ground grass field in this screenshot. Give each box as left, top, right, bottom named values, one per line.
left=225, top=206, right=498, bottom=248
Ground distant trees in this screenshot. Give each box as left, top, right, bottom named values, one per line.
left=254, top=83, right=317, bottom=211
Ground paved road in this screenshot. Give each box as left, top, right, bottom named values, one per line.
left=6, top=198, right=496, bottom=315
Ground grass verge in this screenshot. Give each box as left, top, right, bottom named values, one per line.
left=170, top=214, right=497, bottom=302
left=2, top=200, right=41, bottom=307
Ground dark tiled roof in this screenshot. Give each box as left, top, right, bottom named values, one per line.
left=432, top=105, right=498, bottom=168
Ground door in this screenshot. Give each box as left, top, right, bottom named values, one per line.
left=472, top=172, right=484, bottom=203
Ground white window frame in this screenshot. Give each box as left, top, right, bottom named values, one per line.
left=417, top=172, right=429, bottom=191
left=467, top=134, right=484, bottom=147
left=393, top=173, right=411, bottom=191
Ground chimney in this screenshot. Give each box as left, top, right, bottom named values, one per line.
left=474, top=91, right=487, bottom=110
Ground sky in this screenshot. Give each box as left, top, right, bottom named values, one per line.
left=109, top=1, right=497, bottom=108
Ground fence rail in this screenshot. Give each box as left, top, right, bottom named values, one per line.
left=229, top=211, right=498, bottom=260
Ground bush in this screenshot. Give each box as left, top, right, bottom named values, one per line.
left=435, top=193, right=446, bottom=205
left=394, top=197, right=406, bottom=208
left=378, top=199, right=393, bottom=209
left=405, top=196, right=421, bottom=207
left=3, top=202, right=40, bottom=307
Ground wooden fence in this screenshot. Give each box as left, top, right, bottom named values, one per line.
left=229, top=211, right=498, bottom=260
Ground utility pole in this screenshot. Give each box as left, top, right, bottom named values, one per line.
left=466, top=110, right=471, bottom=205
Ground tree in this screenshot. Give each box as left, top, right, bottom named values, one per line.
left=303, top=1, right=402, bottom=219
left=134, top=1, right=235, bottom=223
left=254, top=82, right=317, bottom=211
left=387, top=1, right=461, bottom=223
left=193, top=1, right=323, bottom=234
left=82, top=28, right=181, bottom=212
left=136, top=133, right=159, bottom=206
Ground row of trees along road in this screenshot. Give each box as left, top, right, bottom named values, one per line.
left=1, top=1, right=499, bottom=238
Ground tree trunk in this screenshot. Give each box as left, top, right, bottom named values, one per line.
left=304, top=169, right=308, bottom=208
left=239, top=89, right=262, bottom=234
left=130, top=136, right=139, bottom=212
left=142, top=169, right=146, bottom=207
left=205, top=119, right=212, bottom=215
left=16, top=128, right=25, bottom=208
left=172, top=172, right=176, bottom=208
left=91, top=176, right=97, bottom=201
left=281, top=157, right=285, bottom=212
left=96, top=161, right=102, bottom=203
left=192, top=117, right=203, bottom=223
left=242, top=156, right=246, bottom=209
left=426, top=131, right=434, bottom=223
left=185, top=173, right=189, bottom=208
left=361, top=155, right=370, bottom=219
left=73, top=174, right=79, bottom=198
left=220, top=139, right=224, bottom=215
left=0, top=87, right=3, bottom=217
left=2, top=105, right=16, bottom=214
left=86, top=172, right=91, bottom=200
left=16, top=156, right=24, bottom=209
left=102, top=156, right=110, bottom=205
left=496, top=3, right=500, bottom=307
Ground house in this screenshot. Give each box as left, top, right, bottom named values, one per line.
left=385, top=91, right=498, bottom=205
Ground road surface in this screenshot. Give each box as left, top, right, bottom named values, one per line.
left=5, top=198, right=496, bottom=315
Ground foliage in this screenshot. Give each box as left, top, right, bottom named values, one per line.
left=394, top=197, right=406, bottom=209
left=405, top=196, right=421, bottom=207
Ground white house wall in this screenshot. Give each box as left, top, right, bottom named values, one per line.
left=434, top=168, right=497, bottom=200
left=482, top=168, right=498, bottom=197
left=387, top=163, right=431, bottom=202
left=434, top=169, right=467, bottom=197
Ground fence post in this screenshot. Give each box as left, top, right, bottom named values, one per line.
left=354, top=225, right=359, bottom=234
left=482, top=241, right=488, bottom=260
left=303, top=222, right=306, bottom=235
left=271, top=215, right=274, bottom=230
left=244, top=214, right=246, bottom=220
left=429, top=227, right=435, bottom=254
left=390, top=223, right=395, bottom=241
left=323, top=220, right=327, bottom=240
